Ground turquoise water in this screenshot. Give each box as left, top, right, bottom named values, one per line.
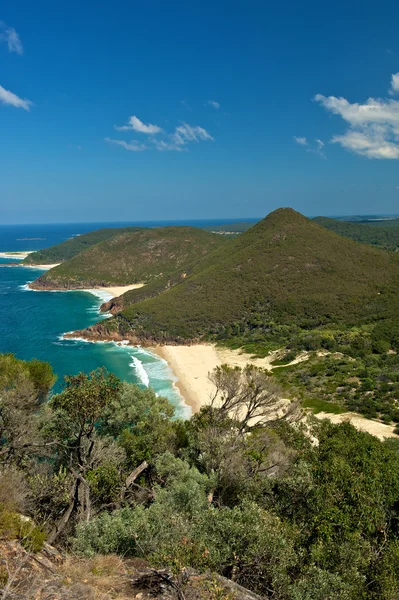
left=0, top=219, right=258, bottom=416
left=0, top=258, right=188, bottom=416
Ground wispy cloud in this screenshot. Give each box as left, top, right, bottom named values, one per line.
left=207, top=100, right=220, bottom=109
left=293, top=135, right=325, bottom=158
left=315, top=82, right=399, bottom=159
left=172, top=123, right=213, bottom=146
left=0, top=21, right=23, bottom=55
left=108, top=117, right=213, bottom=153
left=293, top=136, right=308, bottom=146
left=105, top=137, right=147, bottom=152
left=0, top=84, right=32, bottom=110
left=152, top=139, right=184, bottom=152
left=115, top=115, right=162, bottom=134
left=314, top=138, right=325, bottom=158
left=389, top=72, right=399, bottom=95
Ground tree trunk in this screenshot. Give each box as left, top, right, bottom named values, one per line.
left=119, top=460, right=149, bottom=504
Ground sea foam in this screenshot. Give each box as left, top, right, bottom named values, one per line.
left=129, top=355, right=150, bottom=387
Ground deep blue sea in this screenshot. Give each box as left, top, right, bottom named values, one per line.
left=0, top=219, right=257, bottom=415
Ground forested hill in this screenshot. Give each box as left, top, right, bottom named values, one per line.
left=31, top=226, right=226, bottom=289
left=23, top=227, right=142, bottom=265
left=313, top=216, right=399, bottom=251
left=80, top=207, right=399, bottom=344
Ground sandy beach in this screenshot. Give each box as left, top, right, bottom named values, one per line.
left=0, top=251, right=35, bottom=260
left=152, top=344, right=399, bottom=440
left=23, top=263, right=61, bottom=269
left=27, top=282, right=145, bottom=298
left=100, top=283, right=144, bottom=297
left=151, top=344, right=281, bottom=413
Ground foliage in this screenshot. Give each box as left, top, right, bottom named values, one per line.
left=32, top=226, right=226, bottom=289
left=273, top=341, right=399, bottom=422
left=79, top=209, right=399, bottom=419
left=0, top=354, right=56, bottom=464
left=23, top=226, right=142, bottom=265
left=5, top=355, right=399, bottom=598
left=0, top=505, right=46, bottom=552
left=313, top=215, right=399, bottom=251
left=99, top=383, right=178, bottom=465
left=93, top=209, right=399, bottom=347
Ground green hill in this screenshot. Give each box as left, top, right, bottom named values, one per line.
left=31, top=227, right=226, bottom=290
left=76, top=208, right=399, bottom=422
left=80, top=208, right=399, bottom=344
left=23, top=227, right=141, bottom=265
left=313, top=216, right=399, bottom=251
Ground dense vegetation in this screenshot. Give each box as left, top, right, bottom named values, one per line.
left=3, top=356, right=399, bottom=599
left=313, top=216, right=399, bottom=251
left=76, top=209, right=399, bottom=421
left=85, top=208, right=399, bottom=341
left=31, top=226, right=226, bottom=289
left=23, top=227, right=141, bottom=265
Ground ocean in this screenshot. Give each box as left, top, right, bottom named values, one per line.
left=0, top=219, right=256, bottom=415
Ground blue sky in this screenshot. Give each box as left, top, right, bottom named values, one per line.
left=2, top=0, right=399, bottom=223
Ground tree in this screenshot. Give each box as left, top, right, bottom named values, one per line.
left=43, top=369, right=124, bottom=543
left=41, top=370, right=180, bottom=543
left=0, top=355, right=55, bottom=464
left=99, top=383, right=177, bottom=466
left=208, top=364, right=300, bottom=433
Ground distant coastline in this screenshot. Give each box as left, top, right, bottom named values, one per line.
left=0, top=251, right=34, bottom=259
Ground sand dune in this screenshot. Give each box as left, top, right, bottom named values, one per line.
left=152, top=344, right=399, bottom=441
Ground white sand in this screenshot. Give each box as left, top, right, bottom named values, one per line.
left=152, top=345, right=220, bottom=412
left=100, top=283, right=144, bottom=297
left=27, top=282, right=145, bottom=299
left=315, top=412, right=398, bottom=440
left=23, top=263, right=61, bottom=269
left=0, top=251, right=34, bottom=259
left=152, top=344, right=398, bottom=440
left=152, top=345, right=287, bottom=413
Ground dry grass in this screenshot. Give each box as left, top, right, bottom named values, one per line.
left=59, top=554, right=133, bottom=599
left=0, top=468, right=28, bottom=513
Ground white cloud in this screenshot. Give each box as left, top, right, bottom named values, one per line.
left=293, top=136, right=308, bottom=146
left=152, top=124, right=213, bottom=151
left=0, top=84, right=32, bottom=110
left=390, top=72, right=399, bottom=95
left=314, top=94, right=399, bottom=127
left=105, top=137, right=147, bottom=152
left=315, top=139, right=325, bottom=158
left=0, top=21, right=23, bottom=55
left=152, top=139, right=184, bottom=152
left=293, top=136, right=325, bottom=158
left=115, top=115, right=162, bottom=134
left=331, top=130, right=399, bottom=159
left=207, top=100, right=220, bottom=109
left=314, top=80, right=399, bottom=159
left=172, top=123, right=213, bottom=146
left=108, top=117, right=213, bottom=153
